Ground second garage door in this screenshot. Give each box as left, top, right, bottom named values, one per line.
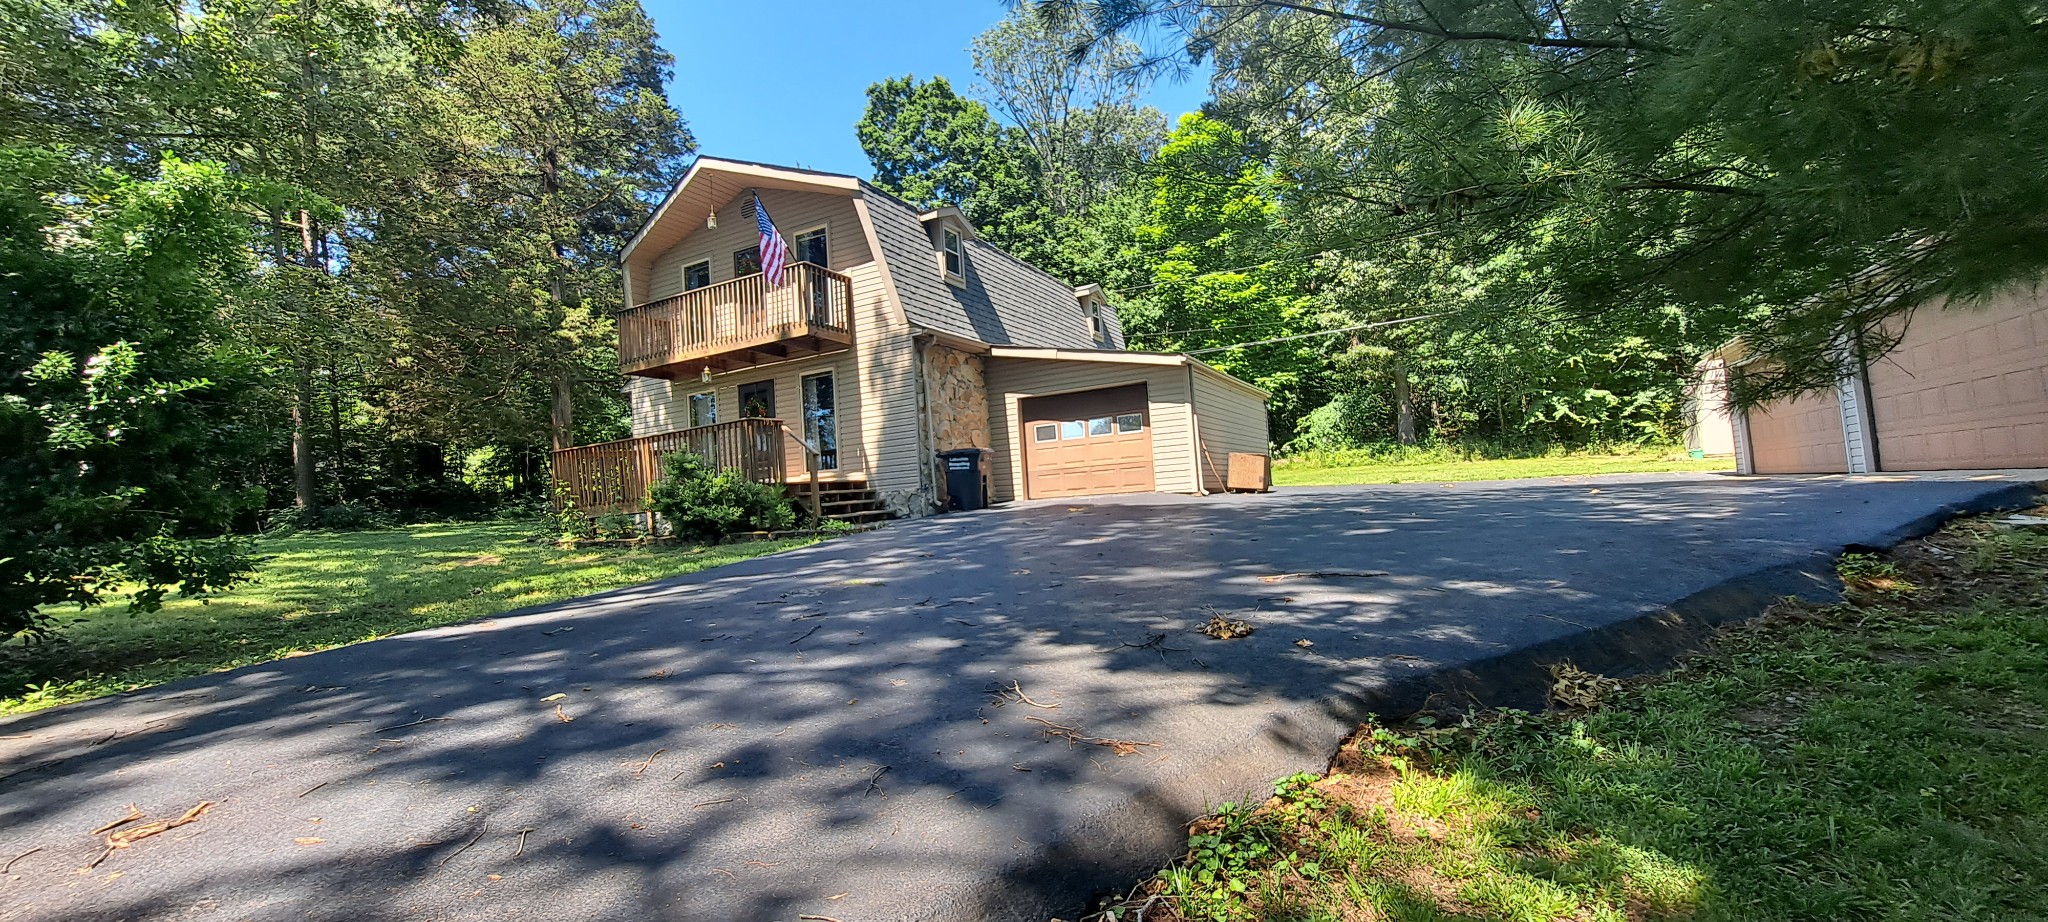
left=1020, top=384, right=1154, bottom=499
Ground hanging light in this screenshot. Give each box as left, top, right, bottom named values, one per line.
left=706, top=205, right=718, bottom=229
left=700, top=365, right=713, bottom=384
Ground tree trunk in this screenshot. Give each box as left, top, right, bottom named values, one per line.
left=550, top=372, right=575, bottom=452
left=292, top=364, right=320, bottom=511
left=541, top=143, right=577, bottom=452
left=1393, top=353, right=1417, bottom=445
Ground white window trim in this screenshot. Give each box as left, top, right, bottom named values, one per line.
left=682, top=259, right=712, bottom=291
left=791, top=223, right=829, bottom=267
left=940, top=226, right=965, bottom=285
left=800, top=369, right=839, bottom=471
left=686, top=390, right=717, bottom=428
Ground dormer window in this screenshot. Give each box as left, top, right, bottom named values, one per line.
left=1076, top=285, right=1110, bottom=346
left=941, top=227, right=965, bottom=283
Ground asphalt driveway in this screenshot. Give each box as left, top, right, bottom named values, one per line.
left=1, top=471, right=2040, bottom=922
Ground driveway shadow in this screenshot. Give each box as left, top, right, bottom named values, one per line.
left=0, top=473, right=2032, bottom=921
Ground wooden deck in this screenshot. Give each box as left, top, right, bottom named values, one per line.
left=618, top=261, right=852, bottom=378
left=551, top=418, right=807, bottom=516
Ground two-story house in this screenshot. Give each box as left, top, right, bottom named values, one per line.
left=552, top=157, right=1271, bottom=520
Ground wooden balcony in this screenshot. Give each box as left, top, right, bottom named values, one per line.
left=551, top=419, right=786, bottom=516
left=618, top=261, right=853, bottom=378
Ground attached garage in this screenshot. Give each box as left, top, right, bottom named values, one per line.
left=982, top=347, right=1270, bottom=502
left=1018, top=385, right=1155, bottom=498
left=1712, top=286, right=2048, bottom=474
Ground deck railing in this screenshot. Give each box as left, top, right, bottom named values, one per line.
left=617, top=261, right=852, bottom=375
left=550, top=418, right=822, bottom=520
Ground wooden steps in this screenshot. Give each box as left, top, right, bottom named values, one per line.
left=789, top=482, right=893, bottom=525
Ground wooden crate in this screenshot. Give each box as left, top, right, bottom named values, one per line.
left=1226, top=453, right=1271, bottom=493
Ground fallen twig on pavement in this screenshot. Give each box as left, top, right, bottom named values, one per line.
left=89, top=805, right=145, bottom=835
left=633, top=748, right=666, bottom=776
left=373, top=716, right=448, bottom=733
left=4, top=846, right=42, bottom=873
left=87, top=801, right=216, bottom=868
left=1024, top=717, right=1160, bottom=757
left=1259, top=570, right=1389, bottom=582
left=439, top=822, right=490, bottom=867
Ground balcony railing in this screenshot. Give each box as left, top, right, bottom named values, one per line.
left=618, top=261, right=853, bottom=377
left=550, top=418, right=822, bottom=520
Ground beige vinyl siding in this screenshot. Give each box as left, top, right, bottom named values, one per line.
left=846, top=259, right=925, bottom=507
left=1190, top=366, right=1272, bottom=492
left=628, top=188, right=916, bottom=501
left=643, top=187, right=871, bottom=302
left=985, top=358, right=1198, bottom=501
left=628, top=375, right=680, bottom=435
left=697, top=351, right=865, bottom=478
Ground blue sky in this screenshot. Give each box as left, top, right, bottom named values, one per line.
left=647, top=0, right=1211, bottom=176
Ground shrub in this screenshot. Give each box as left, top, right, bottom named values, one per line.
left=645, top=452, right=794, bottom=543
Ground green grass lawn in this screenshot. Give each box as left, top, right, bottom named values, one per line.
left=0, top=521, right=814, bottom=715
left=1273, top=447, right=1733, bottom=487
left=1100, top=510, right=2048, bottom=921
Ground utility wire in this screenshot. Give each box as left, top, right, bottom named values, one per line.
left=1184, top=313, right=1443, bottom=354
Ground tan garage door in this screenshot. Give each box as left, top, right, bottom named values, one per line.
left=1867, top=295, right=2048, bottom=470
left=1021, top=384, right=1154, bottom=499
left=1747, top=390, right=1848, bottom=473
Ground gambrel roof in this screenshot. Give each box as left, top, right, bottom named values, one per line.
left=622, top=157, right=1121, bottom=351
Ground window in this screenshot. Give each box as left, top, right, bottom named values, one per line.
left=1032, top=423, right=1058, bottom=443
left=1084, top=297, right=1108, bottom=343
left=792, top=227, right=828, bottom=266
left=941, top=227, right=964, bottom=281
left=737, top=380, right=775, bottom=418
left=1116, top=413, right=1143, bottom=433
left=733, top=246, right=762, bottom=277
left=801, top=371, right=838, bottom=470
left=687, top=392, right=716, bottom=428
left=683, top=260, right=711, bottom=291
left=1088, top=417, right=1113, bottom=437
left=1060, top=420, right=1087, bottom=440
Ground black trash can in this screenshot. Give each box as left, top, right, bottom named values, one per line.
left=938, top=448, right=991, bottom=512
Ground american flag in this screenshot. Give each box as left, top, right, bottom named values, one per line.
left=754, top=194, right=788, bottom=287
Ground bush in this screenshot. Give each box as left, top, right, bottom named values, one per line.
left=645, top=452, right=794, bottom=543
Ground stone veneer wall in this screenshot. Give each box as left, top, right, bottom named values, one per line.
left=927, top=345, right=990, bottom=451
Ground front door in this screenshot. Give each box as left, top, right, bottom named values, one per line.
left=738, top=380, right=775, bottom=419
left=801, top=371, right=838, bottom=470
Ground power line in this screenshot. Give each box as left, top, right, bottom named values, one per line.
left=1184, top=313, right=1443, bottom=354
left=1107, top=222, right=1453, bottom=297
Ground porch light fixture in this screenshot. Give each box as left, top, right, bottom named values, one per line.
left=706, top=207, right=717, bottom=229
left=700, top=365, right=713, bottom=384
